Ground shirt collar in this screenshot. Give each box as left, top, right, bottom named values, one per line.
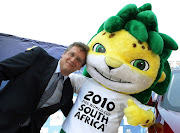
left=55, top=60, right=61, bottom=74
left=55, top=60, right=68, bottom=81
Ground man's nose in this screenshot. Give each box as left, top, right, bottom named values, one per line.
left=70, top=56, right=76, bottom=62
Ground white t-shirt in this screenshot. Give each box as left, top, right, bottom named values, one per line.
left=62, top=74, right=148, bottom=133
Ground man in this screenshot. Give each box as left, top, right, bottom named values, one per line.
left=0, top=42, right=89, bottom=133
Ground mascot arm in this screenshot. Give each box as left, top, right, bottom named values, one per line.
left=124, top=99, right=155, bottom=127
left=69, top=73, right=88, bottom=94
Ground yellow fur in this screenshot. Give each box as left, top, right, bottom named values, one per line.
left=158, top=71, right=166, bottom=83
left=124, top=99, right=155, bottom=127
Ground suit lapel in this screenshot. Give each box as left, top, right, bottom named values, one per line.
left=60, top=77, right=73, bottom=104
left=37, top=58, right=58, bottom=104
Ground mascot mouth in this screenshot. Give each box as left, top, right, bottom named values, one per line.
left=95, top=68, right=131, bottom=83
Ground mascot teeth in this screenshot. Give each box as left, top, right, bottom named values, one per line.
left=96, top=68, right=130, bottom=83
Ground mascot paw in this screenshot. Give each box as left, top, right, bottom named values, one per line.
left=124, top=99, right=155, bottom=127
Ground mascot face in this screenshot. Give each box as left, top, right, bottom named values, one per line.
left=86, top=30, right=160, bottom=94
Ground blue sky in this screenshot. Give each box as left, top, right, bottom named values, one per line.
left=0, top=0, right=179, bottom=61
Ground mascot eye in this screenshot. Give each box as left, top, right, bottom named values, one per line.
left=130, top=59, right=149, bottom=71
left=93, top=43, right=106, bottom=53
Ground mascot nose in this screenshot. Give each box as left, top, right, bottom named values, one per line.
left=105, top=56, right=122, bottom=69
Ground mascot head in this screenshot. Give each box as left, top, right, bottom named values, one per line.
left=83, top=3, right=178, bottom=104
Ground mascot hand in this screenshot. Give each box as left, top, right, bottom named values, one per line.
left=124, top=99, right=155, bottom=127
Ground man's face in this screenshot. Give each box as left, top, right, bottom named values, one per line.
left=60, top=46, right=86, bottom=76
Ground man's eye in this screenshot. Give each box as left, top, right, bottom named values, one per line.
left=76, top=57, right=82, bottom=63
left=93, top=43, right=106, bottom=53
left=68, top=53, right=74, bottom=56
left=130, top=59, right=149, bottom=71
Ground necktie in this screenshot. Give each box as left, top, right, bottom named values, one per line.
left=22, top=73, right=63, bottom=127
left=37, top=73, right=64, bottom=108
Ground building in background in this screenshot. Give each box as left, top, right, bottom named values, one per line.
left=169, top=61, right=180, bottom=69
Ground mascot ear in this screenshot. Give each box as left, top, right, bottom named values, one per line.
left=157, top=71, right=166, bottom=83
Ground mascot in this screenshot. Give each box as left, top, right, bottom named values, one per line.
left=61, top=3, right=178, bottom=133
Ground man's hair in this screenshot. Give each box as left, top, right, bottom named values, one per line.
left=64, top=42, right=89, bottom=66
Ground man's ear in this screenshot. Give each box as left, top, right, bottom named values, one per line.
left=158, top=71, right=166, bottom=83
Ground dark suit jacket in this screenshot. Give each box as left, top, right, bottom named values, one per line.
left=0, top=47, right=73, bottom=133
